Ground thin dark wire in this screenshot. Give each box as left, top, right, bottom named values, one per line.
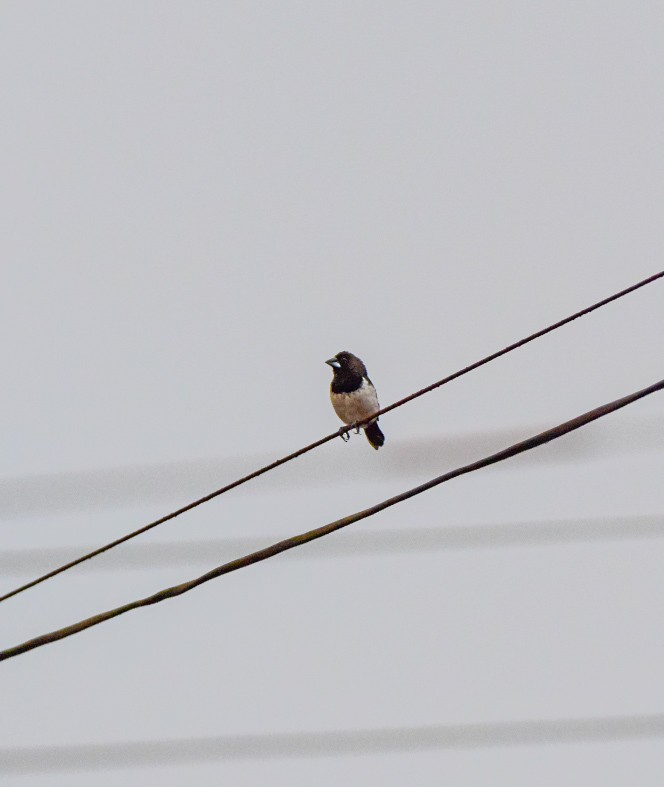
left=0, top=270, right=661, bottom=605
left=1, top=377, right=661, bottom=662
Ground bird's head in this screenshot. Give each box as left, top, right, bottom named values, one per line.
left=325, top=351, right=367, bottom=377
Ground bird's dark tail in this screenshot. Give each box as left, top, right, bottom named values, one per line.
left=364, top=421, right=385, bottom=450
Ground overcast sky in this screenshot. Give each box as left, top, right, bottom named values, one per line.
left=1, top=2, right=663, bottom=784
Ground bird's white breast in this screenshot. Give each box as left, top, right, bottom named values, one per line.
left=330, top=378, right=380, bottom=425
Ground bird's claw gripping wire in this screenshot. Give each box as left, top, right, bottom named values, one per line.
left=340, top=422, right=362, bottom=441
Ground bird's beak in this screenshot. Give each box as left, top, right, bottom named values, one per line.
left=325, top=357, right=341, bottom=369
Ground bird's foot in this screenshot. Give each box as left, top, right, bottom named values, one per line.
left=353, top=422, right=361, bottom=434
left=338, top=426, right=351, bottom=442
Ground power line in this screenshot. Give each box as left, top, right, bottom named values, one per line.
left=1, top=270, right=661, bottom=606
left=3, top=514, right=663, bottom=575
left=3, top=713, right=664, bottom=774
left=1, top=377, right=661, bottom=663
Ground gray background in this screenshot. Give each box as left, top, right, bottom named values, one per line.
left=1, top=1, right=663, bottom=783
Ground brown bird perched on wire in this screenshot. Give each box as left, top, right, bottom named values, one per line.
left=326, top=351, right=385, bottom=450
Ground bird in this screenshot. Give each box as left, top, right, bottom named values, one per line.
left=325, top=351, right=385, bottom=450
